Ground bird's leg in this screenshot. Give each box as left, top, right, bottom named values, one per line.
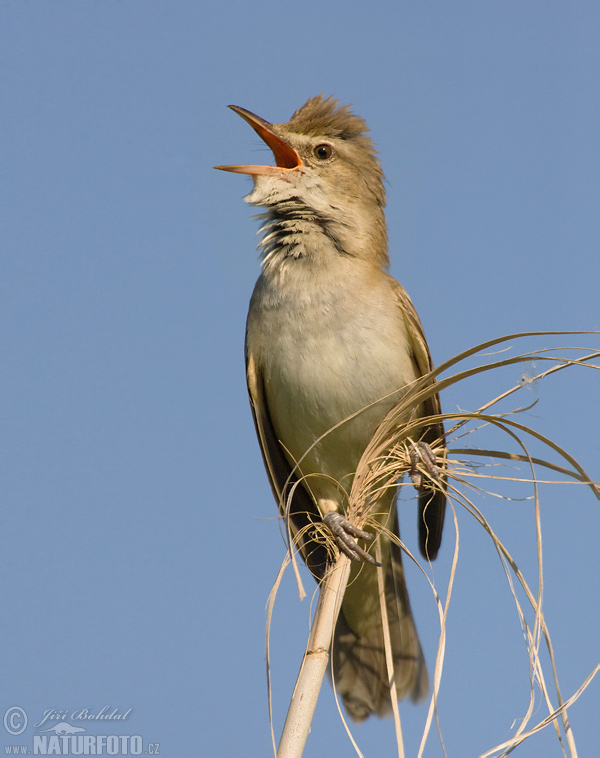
left=409, top=441, right=441, bottom=490
left=322, top=511, right=380, bottom=566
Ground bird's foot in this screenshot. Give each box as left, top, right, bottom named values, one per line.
left=410, top=441, right=441, bottom=491
left=322, top=511, right=380, bottom=566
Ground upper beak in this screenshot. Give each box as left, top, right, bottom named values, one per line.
left=214, top=105, right=303, bottom=176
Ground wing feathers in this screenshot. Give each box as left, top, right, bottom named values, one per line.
left=246, top=351, right=328, bottom=578
left=391, top=280, right=447, bottom=560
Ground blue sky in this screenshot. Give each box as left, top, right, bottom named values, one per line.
left=1, top=2, right=598, bottom=756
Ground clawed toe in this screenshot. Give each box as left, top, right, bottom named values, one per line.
left=323, top=511, right=380, bottom=566
left=410, top=441, right=441, bottom=490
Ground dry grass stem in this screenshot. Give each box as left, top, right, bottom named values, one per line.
left=265, top=332, right=598, bottom=756
left=375, top=539, right=404, bottom=758
left=275, top=554, right=351, bottom=758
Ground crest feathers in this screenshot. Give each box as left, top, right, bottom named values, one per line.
left=283, top=94, right=373, bottom=146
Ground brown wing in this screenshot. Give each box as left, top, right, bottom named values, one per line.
left=246, top=350, right=328, bottom=579
left=391, top=279, right=446, bottom=560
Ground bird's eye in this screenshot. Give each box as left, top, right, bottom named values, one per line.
left=313, top=143, right=334, bottom=161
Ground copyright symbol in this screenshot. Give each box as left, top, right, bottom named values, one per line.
left=4, top=706, right=27, bottom=735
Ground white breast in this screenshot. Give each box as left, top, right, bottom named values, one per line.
left=247, top=257, right=418, bottom=500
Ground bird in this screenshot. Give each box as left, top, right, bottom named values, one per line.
left=215, top=95, right=446, bottom=722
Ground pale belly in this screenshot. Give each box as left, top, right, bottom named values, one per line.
left=248, top=273, right=419, bottom=506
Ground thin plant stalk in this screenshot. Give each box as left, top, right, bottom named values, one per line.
left=276, top=554, right=351, bottom=758
left=375, top=539, right=404, bottom=758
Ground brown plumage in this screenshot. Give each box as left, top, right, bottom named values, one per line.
left=217, top=95, right=446, bottom=720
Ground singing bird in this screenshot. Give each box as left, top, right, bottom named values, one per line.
left=215, top=95, right=446, bottom=721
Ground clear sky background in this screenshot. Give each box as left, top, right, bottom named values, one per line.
left=1, top=3, right=599, bottom=757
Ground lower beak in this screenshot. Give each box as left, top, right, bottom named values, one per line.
left=214, top=105, right=302, bottom=176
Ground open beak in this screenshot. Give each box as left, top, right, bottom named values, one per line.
left=214, top=105, right=303, bottom=176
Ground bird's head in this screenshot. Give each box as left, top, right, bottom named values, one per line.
left=215, top=95, right=388, bottom=265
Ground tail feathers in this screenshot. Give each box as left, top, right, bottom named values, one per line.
left=330, top=537, right=428, bottom=722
